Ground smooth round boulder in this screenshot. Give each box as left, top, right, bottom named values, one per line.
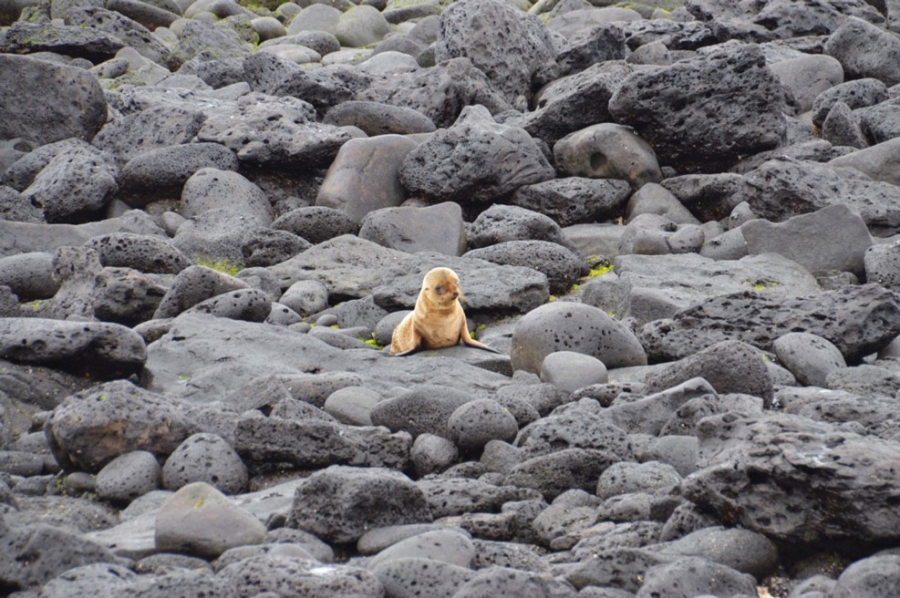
left=540, top=351, right=609, bottom=394
left=161, top=433, right=249, bottom=495
left=448, top=399, right=519, bottom=454
left=553, top=123, right=663, bottom=188
left=773, top=332, right=847, bottom=388
left=95, top=450, right=161, bottom=503
left=410, top=433, right=459, bottom=477
left=511, top=302, right=647, bottom=375
left=155, top=481, right=266, bottom=559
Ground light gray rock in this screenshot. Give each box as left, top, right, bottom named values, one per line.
left=865, top=242, right=900, bottom=291
left=181, top=167, right=273, bottom=226
left=359, top=201, right=466, bottom=256
left=366, top=527, right=475, bottom=570
left=155, top=481, right=265, bottom=558
left=553, top=123, right=662, bottom=188
left=467, top=204, right=578, bottom=253
left=773, top=332, right=847, bottom=387
left=93, top=104, right=205, bottom=167
left=597, top=461, right=682, bottom=500
left=634, top=556, right=758, bottom=598
left=540, top=351, right=609, bottom=394
left=768, top=53, right=844, bottom=113
left=811, top=77, right=888, bottom=128
left=830, top=137, right=900, bottom=186
left=822, top=101, right=868, bottom=149
left=87, top=232, right=193, bottom=275
left=322, top=386, right=381, bottom=426
left=316, top=134, right=418, bottom=223
left=743, top=202, right=872, bottom=279
left=335, top=4, right=390, bottom=47
left=411, top=433, right=459, bottom=477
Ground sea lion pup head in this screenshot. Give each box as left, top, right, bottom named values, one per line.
left=419, top=267, right=462, bottom=311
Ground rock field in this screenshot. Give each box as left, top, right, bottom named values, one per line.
left=4, top=0, right=900, bottom=596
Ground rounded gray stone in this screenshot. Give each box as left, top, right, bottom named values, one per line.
left=540, top=351, right=609, bottom=394
left=597, top=461, right=682, bottom=500
left=773, top=332, right=847, bottom=388
left=554, top=123, right=663, bottom=188
left=161, top=432, right=249, bottom=495
left=511, top=302, right=647, bottom=375
left=448, top=399, right=519, bottom=454
left=322, top=386, right=381, bottom=426
left=95, top=450, right=161, bottom=503
left=411, top=433, right=459, bottom=477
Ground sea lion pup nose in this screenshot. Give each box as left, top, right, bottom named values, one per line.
left=390, top=267, right=502, bottom=356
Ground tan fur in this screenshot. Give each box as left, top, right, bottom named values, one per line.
left=390, top=267, right=497, bottom=355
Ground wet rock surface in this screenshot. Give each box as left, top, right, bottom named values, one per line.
left=4, top=0, right=900, bottom=596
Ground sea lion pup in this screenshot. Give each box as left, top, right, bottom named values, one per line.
left=390, top=267, right=501, bottom=356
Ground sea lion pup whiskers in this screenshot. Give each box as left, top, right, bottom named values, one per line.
left=390, top=267, right=501, bottom=356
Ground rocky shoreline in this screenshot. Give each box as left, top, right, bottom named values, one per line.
left=3, top=0, right=900, bottom=596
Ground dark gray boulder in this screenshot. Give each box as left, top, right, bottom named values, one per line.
left=287, top=465, right=432, bottom=544
left=195, top=92, right=350, bottom=168
left=515, top=409, right=633, bottom=461
left=357, top=57, right=514, bottom=128
left=825, top=16, right=900, bottom=85
left=92, top=104, right=206, bottom=167
left=0, top=521, right=120, bottom=591
left=182, top=288, right=271, bottom=322
left=240, top=227, right=310, bottom=268
left=510, top=301, right=647, bottom=374
left=634, top=556, right=757, bottom=598
left=434, top=0, right=557, bottom=106
left=416, top=477, right=537, bottom=518
left=683, top=412, right=900, bottom=544
left=737, top=158, right=900, bottom=237
left=370, top=385, right=474, bottom=439
left=153, top=265, right=249, bottom=319
left=95, top=450, right=161, bottom=503
left=87, top=232, right=192, bottom=274
left=811, top=78, right=888, bottom=128
left=23, top=141, right=118, bottom=224
left=640, top=284, right=900, bottom=363
left=1, top=20, right=124, bottom=61
left=643, top=340, right=773, bottom=405
left=217, top=555, right=380, bottom=597
left=831, top=554, right=900, bottom=598
left=65, top=6, right=177, bottom=70
left=608, top=43, right=786, bottom=174
left=91, top=267, right=168, bottom=327
left=271, top=206, right=359, bottom=245
left=46, top=379, right=194, bottom=472
left=0, top=54, right=107, bottom=146
left=234, top=412, right=410, bottom=470
left=120, top=142, right=238, bottom=206
left=399, top=105, right=555, bottom=204
left=161, top=432, right=248, bottom=494
left=511, top=177, right=632, bottom=227
left=464, top=240, right=588, bottom=294
left=467, top=204, right=578, bottom=253
left=504, top=448, right=620, bottom=500
left=0, top=185, right=42, bottom=223
left=373, top=557, right=473, bottom=598
left=0, top=318, right=146, bottom=379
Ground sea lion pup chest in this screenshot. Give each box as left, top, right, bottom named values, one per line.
left=390, top=267, right=499, bottom=356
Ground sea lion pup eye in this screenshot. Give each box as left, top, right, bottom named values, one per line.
left=390, top=267, right=502, bottom=356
